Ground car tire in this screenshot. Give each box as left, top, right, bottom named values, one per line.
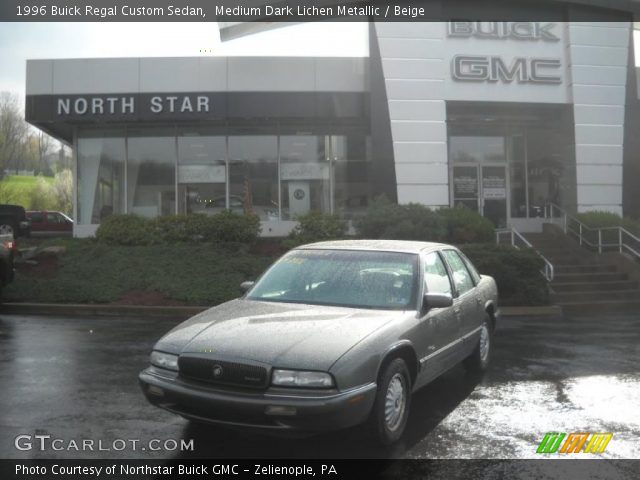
left=368, top=357, right=411, bottom=445
left=463, top=314, right=492, bottom=373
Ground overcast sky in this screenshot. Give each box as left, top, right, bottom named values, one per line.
left=0, top=22, right=369, bottom=97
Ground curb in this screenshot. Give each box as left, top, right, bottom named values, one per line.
left=2, top=303, right=562, bottom=318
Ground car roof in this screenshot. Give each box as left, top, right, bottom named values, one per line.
left=295, top=239, right=451, bottom=254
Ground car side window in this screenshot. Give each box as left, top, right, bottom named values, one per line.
left=442, top=250, right=475, bottom=296
left=47, top=213, right=62, bottom=223
left=30, top=212, right=44, bottom=223
left=423, top=252, right=452, bottom=295
left=459, top=252, right=481, bottom=284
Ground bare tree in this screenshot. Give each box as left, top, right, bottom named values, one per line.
left=37, top=130, right=53, bottom=174
left=0, top=91, right=29, bottom=177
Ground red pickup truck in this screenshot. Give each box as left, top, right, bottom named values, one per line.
left=26, top=211, right=73, bottom=236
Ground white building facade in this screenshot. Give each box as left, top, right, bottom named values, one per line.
left=25, top=20, right=638, bottom=237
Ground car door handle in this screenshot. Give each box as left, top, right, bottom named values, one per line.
left=453, top=307, right=461, bottom=314
left=476, top=298, right=483, bottom=305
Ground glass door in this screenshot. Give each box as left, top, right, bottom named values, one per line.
left=452, top=166, right=480, bottom=213
left=481, top=165, right=508, bottom=228
left=452, top=164, right=508, bottom=227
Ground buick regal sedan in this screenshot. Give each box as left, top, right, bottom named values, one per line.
left=139, top=240, right=499, bottom=444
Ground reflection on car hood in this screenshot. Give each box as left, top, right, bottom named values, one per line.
left=154, top=299, right=403, bottom=370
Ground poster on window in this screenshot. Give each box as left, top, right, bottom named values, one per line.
left=482, top=175, right=506, bottom=199
left=178, top=165, right=226, bottom=183
left=453, top=175, right=478, bottom=197
left=281, top=163, right=328, bottom=181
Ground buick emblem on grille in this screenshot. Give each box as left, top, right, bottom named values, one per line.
left=212, top=364, right=224, bottom=378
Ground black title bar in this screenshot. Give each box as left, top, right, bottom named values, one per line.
left=0, top=0, right=637, bottom=22
left=3, top=459, right=640, bottom=480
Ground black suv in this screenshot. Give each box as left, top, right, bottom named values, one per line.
left=0, top=205, right=31, bottom=237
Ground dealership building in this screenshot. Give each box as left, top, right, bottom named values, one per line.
left=25, top=18, right=640, bottom=237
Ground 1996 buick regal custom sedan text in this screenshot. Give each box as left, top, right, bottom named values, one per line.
left=139, top=240, right=499, bottom=444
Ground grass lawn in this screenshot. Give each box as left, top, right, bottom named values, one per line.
left=4, top=239, right=277, bottom=306
left=0, top=175, right=55, bottom=208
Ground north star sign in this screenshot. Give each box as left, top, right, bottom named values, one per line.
left=448, top=21, right=562, bottom=84
left=56, top=94, right=211, bottom=116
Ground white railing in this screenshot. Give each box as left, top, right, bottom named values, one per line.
left=495, top=228, right=555, bottom=282
left=545, top=203, right=640, bottom=261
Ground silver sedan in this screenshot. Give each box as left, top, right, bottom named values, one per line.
left=139, top=240, right=499, bottom=444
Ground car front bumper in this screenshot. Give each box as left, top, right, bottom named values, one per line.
left=139, top=367, right=377, bottom=433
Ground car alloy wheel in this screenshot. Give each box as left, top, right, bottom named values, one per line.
left=479, top=323, right=490, bottom=362
left=369, top=357, right=411, bottom=445
left=463, top=315, right=492, bottom=373
left=384, top=373, right=406, bottom=432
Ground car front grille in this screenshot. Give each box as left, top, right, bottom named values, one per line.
left=178, top=356, right=269, bottom=389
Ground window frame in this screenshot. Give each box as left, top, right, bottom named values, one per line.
left=441, top=248, right=477, bottom=298
left=422, top=250, right=455, bottom=297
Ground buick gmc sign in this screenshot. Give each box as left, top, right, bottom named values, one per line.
left=448, top=22, right=562, bottom=85
left=448, top=21, right=561, bottom=42
left=452, top=56, right=562, bottom=84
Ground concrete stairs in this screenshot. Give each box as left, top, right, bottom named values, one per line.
left=524, top=230, right=640, bottom=316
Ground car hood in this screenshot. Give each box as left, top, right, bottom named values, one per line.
left=154, top=299, right=402, bottom=371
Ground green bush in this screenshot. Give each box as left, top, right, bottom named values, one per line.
left=95, top=211, right=261, bottom=246
left=355, top=197, right=492, bottom=243
left=354, top=196, right=447, bottom=241
left=95, top=214, right=155, bottom=246
left=575, top=211, right=640, bottom=235
left=4, top=241, right=275, bottom=305
left=153, top=214, right=193, bottom=243
left=461, top=244, right=549, bottom=306
left=286, top=211, right=348, bottom=247
left=205, top=210, right=261, bottom=244
left=438, top=207, right=495, bottom=243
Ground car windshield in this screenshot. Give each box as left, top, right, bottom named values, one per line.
left=247, top=249, right=419, bottom=310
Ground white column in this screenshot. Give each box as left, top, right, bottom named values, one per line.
left=374, top=22, right=449, bottom=207
left=568, top=22, right=630, bottom=215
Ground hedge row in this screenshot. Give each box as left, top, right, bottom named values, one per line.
left=461, top=244, right=549, bottom=306
left=354, top=197, right=494, bottom=243
left=575, top=211, right=640, bottom=236
left=287, top=197, right=495, bottom=245
left=95, top=211, right=261, bottom=246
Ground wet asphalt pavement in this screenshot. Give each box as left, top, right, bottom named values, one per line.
left=0, top=312, right=638, bottom=460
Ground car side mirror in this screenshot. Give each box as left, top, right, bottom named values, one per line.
left=240, top=281, right=255, bottom=293
left=423, top=292, right=453, bottom=310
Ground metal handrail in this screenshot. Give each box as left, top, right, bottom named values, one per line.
left=495, top=228, right=555, bottom=282
left=545, top=203, right=640, bottom=261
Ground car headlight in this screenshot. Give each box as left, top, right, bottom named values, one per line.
left=150, top=351, right=178, bottom=371
left=271, top=369, right=334, bottom=388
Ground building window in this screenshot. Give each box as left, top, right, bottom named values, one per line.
left=280, top=135, right=331, bottom=219
left=510, top=135, right=527, bottom=218
left=77, top=130, right=125, bottom=225
left=334, top=134, right=372, bottom=218
left=228, top=135, right=279, bottom=220
left=450, top=136, right=506, bottom=164
left=127, top=128, right=176, bottom=218
left=526, top=128, right=575, bottom=218
left=177, top=131, right=226, bottom=215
